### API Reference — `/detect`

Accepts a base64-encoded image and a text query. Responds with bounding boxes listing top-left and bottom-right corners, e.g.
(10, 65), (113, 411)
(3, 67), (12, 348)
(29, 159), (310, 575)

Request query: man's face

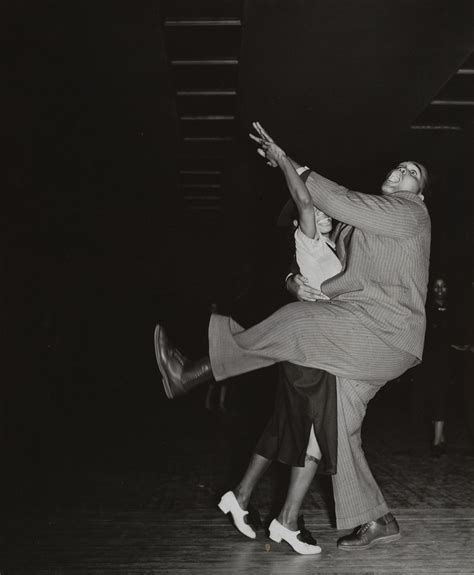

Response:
(381, 161), (426, 196)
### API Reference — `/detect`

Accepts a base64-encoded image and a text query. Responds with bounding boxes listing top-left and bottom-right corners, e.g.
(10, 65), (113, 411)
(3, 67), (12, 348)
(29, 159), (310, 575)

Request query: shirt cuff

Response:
(296, 166), (309, 176)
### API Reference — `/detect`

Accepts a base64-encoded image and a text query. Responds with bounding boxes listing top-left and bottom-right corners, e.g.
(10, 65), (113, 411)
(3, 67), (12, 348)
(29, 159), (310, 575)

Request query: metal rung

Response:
(177, 90), (236, 97)
(431, 99), (474, 106)
(171, 59), (238, 66)
(186, 202), (221, 207)
(180, 170), (221, 175)
(184, 196), (221, 201)
(183, 136), (233, 141)
(181, 115), (235, 121)
(182, 184), (221, 189)
(457, 69), (474, 75)
(411, 125), (462, 131)
(165, 18), (241, 27)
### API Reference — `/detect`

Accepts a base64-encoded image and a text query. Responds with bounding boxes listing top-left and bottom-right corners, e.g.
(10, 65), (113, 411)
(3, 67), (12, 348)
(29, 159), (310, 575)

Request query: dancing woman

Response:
(217, 124), (341, 554)
(155, 122), (430, 551)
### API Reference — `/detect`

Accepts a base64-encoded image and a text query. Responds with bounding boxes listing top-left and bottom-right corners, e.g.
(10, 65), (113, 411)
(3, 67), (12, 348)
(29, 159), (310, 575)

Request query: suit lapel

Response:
(332, 223), (353, 270)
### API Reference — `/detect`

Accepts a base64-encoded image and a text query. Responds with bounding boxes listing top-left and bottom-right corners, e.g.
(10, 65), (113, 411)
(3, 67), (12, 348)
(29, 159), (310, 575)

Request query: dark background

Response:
(4, 0), (473, 475)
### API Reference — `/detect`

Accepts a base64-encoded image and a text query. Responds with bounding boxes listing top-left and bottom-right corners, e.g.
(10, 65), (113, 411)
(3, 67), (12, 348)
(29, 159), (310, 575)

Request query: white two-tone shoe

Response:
(268, 519), (322, 555)
(218, 491), (256, 539)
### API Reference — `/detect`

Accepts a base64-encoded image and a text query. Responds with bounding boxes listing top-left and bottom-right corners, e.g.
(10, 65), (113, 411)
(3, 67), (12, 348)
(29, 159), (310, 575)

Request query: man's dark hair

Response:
(420, 166), (432, 201)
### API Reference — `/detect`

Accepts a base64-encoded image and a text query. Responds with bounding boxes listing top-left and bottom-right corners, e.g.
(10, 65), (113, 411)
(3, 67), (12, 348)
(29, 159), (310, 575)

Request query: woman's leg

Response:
(431, 419), (446, 457)
(306, 425), (322, 462)
(433, 420), (445, 445)
(428, 349), (449, 454)
(277, 454), (319, 531)
(234, 453), (272, 509)
(218, 383), (227, 412)
(204, 382), (215, 410)
(276, 427), (321, 531)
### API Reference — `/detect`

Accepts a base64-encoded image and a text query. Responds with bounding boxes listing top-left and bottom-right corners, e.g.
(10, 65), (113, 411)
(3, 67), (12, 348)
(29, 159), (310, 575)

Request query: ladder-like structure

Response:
(162, 0), (243, 215)
(412, 52), (474, 132)
(161, 1), (473, 215)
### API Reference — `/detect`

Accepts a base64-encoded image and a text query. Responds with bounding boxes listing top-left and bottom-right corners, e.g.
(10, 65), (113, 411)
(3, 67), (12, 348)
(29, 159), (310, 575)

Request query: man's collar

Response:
(382, 190), (425, 203)
(322, 235), (336, 248)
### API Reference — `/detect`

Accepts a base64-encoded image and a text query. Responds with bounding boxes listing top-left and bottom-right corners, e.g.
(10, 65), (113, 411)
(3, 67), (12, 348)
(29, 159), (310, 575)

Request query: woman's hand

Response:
(249, 121), (285, 167)
(253, 121), (274, 144)
(286, 274), (329, 302)
(451, 343), (471, 351)
(262, 141), (287, 166)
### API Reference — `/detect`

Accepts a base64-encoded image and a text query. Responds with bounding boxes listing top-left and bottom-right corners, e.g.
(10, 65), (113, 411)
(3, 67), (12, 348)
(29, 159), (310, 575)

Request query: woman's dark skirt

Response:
(254, 362), (337, 475)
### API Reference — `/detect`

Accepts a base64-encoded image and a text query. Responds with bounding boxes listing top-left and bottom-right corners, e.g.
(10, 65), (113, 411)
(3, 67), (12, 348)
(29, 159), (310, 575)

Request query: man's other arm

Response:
(298, 168), (429, 238)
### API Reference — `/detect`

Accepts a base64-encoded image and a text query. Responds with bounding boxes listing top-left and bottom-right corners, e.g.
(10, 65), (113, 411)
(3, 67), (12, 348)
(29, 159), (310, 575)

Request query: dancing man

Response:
(155, 122), (431, 551)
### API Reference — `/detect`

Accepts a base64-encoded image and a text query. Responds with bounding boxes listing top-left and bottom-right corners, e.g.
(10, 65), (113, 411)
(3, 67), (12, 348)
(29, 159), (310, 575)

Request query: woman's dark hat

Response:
(276, 198), (297, 226)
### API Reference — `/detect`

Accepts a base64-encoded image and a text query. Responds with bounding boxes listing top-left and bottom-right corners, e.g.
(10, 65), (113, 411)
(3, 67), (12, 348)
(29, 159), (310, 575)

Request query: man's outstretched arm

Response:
(250, 122), (427, 238)
(299, 168), (428, 238)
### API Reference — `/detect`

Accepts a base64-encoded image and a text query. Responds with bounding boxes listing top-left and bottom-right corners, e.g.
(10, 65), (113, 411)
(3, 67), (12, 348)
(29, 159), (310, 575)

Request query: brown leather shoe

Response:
(154, 324), (213, 399)
(337, 513), (401, 551)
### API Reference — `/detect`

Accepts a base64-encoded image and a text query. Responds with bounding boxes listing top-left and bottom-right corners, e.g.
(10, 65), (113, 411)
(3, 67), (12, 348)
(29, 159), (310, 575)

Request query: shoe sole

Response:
(154, 325), (173, 399)
(338, 532), (401, 551)
(270, 535), (322, 555)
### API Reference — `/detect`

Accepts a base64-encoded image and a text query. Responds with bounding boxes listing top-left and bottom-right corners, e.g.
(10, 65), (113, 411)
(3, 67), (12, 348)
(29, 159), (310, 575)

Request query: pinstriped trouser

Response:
(208, 306), (418, 529)
(209, 304), (416, 383)
(333, 377), (389, 529)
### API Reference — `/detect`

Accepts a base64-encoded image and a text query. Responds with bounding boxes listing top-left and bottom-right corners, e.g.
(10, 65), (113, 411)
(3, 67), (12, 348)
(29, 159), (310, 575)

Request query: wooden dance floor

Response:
(5, 368), (474, 574)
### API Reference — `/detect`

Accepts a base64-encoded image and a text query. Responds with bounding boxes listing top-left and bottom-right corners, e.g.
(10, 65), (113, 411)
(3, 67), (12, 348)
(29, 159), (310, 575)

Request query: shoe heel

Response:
(218, 498), (230, 514)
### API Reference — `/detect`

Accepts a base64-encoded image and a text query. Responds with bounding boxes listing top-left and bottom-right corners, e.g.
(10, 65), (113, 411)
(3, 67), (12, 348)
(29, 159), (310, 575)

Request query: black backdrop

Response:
(5, 1), (181, 463)
(237, 0), (472, 172)
(4, 0), (473, 466)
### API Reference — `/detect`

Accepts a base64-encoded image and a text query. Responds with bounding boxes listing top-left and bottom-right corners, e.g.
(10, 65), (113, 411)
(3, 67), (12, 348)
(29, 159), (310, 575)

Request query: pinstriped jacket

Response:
(302, 170), (431, 361)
